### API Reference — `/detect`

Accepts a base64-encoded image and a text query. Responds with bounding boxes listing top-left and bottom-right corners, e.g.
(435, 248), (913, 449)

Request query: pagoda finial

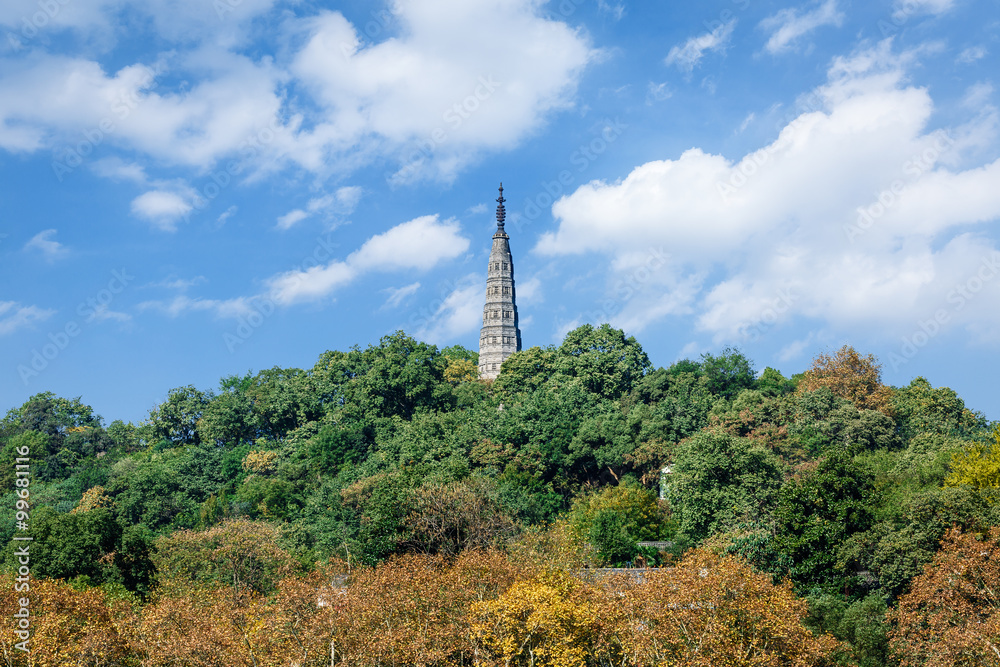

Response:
(495, 183), (506, 231)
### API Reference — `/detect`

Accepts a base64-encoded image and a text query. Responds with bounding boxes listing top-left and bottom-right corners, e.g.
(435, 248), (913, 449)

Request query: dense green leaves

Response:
(670, 429), (783, 542)
(1, 329), (995, 666)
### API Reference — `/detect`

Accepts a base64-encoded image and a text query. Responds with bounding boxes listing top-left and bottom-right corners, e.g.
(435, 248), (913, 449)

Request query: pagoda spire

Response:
(478, 183), (521, 380)
(495, 183), (506, 231)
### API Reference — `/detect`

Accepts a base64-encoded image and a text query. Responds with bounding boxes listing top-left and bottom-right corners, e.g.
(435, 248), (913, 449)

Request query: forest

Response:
(1, 323), (998, 666)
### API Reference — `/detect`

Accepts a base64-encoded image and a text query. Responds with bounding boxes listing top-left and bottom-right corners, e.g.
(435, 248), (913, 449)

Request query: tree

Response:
(567, 482), (670, 565)
(404, 478), (518, 556)
(146, 385), (212, 447)
(758, 366), (796, 397)
(893, 376), (985, 442)
(152, 519), (296, 596)
(0, 574), (133, 665)
(472, 570), (606, 667)
(944, 425), (1000, 497)
(555, 323), (652, 399)
(608, 550), (841, 666)
(890, 527), (1000, 665)
(669, 429), (783, 542)
(699, 346), (756, 400)
(798, 345), (894, 416)
(493, 346), (558, 396)
(775, 448), (878, 593)
(14, 506), (121, 586)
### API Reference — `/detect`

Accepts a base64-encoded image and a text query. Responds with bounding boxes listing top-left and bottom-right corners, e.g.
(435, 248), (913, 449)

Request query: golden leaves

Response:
(799, 345), (895, 416)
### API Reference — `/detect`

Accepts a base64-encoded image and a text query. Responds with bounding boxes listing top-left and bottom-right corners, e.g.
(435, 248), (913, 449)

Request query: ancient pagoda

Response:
(478, 184), (522, 379)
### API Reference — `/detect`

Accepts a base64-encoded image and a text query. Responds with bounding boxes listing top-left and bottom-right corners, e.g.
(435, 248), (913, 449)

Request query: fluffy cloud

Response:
(24, 229), (68, 261)
(0, 301), (55, 335)
(0, 0), (594, 187)
(268, 215), (469, 305)
(290, 0), (595, 182)
(760, 0), (844, 54)
(665, 19), (736, 74)
(537, 41), (1000, 343)
(130, 190), (193, 231)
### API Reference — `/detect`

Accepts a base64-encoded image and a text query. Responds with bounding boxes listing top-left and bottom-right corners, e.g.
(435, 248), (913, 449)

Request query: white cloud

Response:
(217, 205), (238, 225)
(268, 215), (469, 305)
(291, 1), (596, 183)
(24, 229), (68, 261)
(597, 1), (625, 21)
(0, 301), (55, 335)
(646, 82), (672, 104)
(0, 1), (595, 189)
(537, 41), (1000, 344)
(777, 334), (815, 362)
(892, 0), (954, 21)
(276, 186), (363, 230)
(958, 46), (987, 64)
(89, 304), (132, 324)
(516, 276), (542, 305)
(90, 158), (148, 183)
(383, 282), (422, 309)
(760, 0), (844, 54)
(664, 19), (736, 74)
(276, 210), (309, 230)
(130, 190), (192, 231)
(138, 295), (255, 319)
(414, 281), (482, 344)
(349, 216), (470, 272)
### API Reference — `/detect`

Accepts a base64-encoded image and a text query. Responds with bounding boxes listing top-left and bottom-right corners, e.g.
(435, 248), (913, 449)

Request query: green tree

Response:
(669, 429), (783, 542)
(775, 448), (878, 593)
(555, 323), (652, 399)
(146, 385), (212, 447)
(493, 345), (558, 397)
(700, 347), (756, 400)
(567, 481), (670, 565)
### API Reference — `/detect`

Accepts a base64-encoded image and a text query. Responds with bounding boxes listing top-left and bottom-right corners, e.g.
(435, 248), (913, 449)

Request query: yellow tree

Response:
(607, 550), (841, 666)
(471, 570), (611, 667)
(0, 575), (133, 666)
(944, 425), (1000, 499)
(798, 345), (895, 416)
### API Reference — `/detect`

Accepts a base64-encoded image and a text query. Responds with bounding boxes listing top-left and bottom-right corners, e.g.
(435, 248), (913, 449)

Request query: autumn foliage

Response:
(798, 345), (895, 416)
(1, 545), (839, 666)
(890, 527), (1000, 666)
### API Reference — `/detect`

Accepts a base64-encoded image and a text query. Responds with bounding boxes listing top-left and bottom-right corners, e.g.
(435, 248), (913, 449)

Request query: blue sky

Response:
(1, 0), (998, 424)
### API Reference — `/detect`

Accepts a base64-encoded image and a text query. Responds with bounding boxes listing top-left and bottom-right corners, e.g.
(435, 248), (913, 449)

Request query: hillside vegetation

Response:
(1, 324), (997, 666)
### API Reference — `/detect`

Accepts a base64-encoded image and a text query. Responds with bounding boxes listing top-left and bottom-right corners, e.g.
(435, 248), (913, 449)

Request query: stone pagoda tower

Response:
(478, 184), (522, 379)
